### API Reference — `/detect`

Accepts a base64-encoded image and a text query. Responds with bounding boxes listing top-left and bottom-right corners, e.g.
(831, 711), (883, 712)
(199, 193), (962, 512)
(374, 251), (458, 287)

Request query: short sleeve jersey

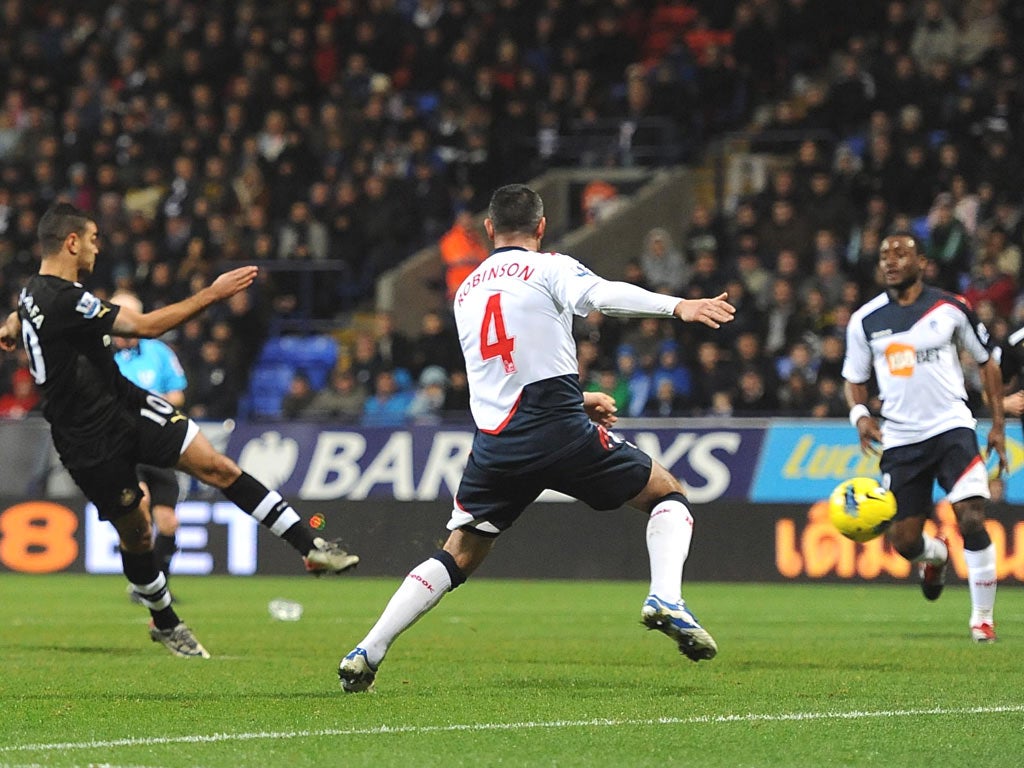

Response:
(998, 324), (1024, 388)
(453, 247), (603, 432)
(18, 275), (144, 458)
(842, 286), (992, 448)
(115, 338), (187, 396)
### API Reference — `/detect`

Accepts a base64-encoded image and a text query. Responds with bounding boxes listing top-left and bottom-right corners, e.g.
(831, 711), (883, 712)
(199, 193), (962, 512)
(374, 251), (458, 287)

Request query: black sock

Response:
(963, 528), (992, 551)
(154, 533), (178, 578)
(121, 549), (179, 630)
(431, 549), (468, 590)
(222, 472), (314, 554)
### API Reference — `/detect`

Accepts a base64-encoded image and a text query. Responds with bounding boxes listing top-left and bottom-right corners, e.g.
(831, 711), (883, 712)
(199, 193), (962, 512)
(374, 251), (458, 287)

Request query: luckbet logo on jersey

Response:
(884, 342), (941, 376)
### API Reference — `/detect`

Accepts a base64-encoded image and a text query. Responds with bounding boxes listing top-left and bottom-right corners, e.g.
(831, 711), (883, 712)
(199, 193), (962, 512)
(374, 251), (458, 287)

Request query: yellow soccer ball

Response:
(828, 477), (897, 543)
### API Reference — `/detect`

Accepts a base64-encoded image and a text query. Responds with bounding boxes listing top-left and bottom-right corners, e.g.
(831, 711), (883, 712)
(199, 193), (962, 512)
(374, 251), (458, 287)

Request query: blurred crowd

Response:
(1, 0), (1022, 423)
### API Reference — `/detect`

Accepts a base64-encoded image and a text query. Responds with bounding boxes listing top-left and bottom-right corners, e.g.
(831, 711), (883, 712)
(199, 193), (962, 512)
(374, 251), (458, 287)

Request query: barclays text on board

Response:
(225, 424), (764, 503)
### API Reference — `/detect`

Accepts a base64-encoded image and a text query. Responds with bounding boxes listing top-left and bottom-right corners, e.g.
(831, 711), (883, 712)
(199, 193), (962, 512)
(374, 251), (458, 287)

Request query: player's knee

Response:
(191, 453), (242, 489)
(646, 462), (684, 497)
(440, 528), (494, 579)
(954, 499), (988, 538)
(958, 515), (987, 538)
(154, 507), (179, 535)
(117, 516), (153, 552)
(886, 521), (923, 559)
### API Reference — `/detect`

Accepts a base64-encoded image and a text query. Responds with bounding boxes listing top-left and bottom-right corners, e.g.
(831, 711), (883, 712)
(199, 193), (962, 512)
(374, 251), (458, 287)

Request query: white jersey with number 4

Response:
(454, 246), (602, 432)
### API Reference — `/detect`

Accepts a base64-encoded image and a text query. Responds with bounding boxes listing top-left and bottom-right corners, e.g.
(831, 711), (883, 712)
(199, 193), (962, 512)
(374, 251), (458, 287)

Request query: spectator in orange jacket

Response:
(439, 209), (489, 302)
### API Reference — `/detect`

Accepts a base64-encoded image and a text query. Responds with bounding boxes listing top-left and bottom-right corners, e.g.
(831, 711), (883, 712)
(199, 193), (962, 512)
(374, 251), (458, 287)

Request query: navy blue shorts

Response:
(450, 424), (653, 535)
(880, 427), (988, 520)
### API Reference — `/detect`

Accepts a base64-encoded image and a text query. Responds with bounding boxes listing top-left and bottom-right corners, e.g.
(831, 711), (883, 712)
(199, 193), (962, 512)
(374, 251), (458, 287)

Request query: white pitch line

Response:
(3, 705), (1023, 754)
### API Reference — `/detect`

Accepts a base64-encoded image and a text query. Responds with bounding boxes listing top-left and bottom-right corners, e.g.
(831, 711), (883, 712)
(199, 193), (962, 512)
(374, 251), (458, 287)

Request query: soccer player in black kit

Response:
(0, 203), (358, 658)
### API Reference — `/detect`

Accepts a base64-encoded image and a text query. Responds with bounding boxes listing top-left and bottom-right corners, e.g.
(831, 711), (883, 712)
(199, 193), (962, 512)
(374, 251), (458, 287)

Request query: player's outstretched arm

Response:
(672, 293), (736, 328)
(587, 281), (734, 326)
(112, 266), (258, 338)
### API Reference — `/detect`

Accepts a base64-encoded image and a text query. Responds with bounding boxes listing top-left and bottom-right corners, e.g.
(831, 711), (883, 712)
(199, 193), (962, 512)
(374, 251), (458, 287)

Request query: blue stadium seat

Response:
(249, 363), (295, 395)
(300, 335), (339, 367)
(258, 335), (338, 369)
(249, 392), (284, 418)
(301, 365), (331, 391)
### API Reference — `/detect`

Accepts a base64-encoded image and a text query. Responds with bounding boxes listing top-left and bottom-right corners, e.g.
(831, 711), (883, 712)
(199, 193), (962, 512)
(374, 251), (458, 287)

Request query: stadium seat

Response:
(249, 363), (295, 395)
(258, 335), (338, 369)
(249, 392), (284, 418)
(302, 365), (331, 391)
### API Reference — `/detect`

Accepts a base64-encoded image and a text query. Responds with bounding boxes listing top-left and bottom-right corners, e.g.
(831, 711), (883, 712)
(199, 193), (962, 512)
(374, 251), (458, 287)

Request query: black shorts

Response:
(138, 464), (181, 509)
(452, 424), (653, 535)
(880, 427), (986, 520)
(65, 394), (191, 521)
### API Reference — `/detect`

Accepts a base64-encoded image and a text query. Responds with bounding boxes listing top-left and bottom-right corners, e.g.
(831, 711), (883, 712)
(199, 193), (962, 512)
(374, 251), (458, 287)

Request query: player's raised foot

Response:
(304, 537), (360, 576)
(971, 622), (997, 643)
(918, 535), (948, 601)
(339, 647), (377, 693)
(641, 594), (717, 662)
(149, 621), (210, 658)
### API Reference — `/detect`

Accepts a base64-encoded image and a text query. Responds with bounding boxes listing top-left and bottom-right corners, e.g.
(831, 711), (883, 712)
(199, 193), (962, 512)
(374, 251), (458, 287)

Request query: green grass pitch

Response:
(1, 574), (1021, 767)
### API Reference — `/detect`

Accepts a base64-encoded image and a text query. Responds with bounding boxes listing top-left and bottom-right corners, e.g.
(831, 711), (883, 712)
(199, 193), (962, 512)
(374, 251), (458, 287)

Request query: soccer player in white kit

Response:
(843, 233), (1007, 642)
(339, 184), (736, 691)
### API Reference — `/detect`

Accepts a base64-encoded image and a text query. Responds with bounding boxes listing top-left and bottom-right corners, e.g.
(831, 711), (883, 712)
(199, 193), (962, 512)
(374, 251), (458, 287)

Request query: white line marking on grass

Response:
(3, 705), (1022, 754)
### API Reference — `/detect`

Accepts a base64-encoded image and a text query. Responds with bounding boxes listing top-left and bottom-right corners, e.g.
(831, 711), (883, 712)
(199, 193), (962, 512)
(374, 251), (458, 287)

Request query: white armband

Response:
(587, 280), (680, 318)
(849, 403), (870, 428)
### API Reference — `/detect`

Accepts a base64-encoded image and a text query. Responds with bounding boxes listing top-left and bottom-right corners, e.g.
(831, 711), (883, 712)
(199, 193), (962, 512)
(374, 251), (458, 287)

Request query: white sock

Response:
(358, 558), (452, 667)
(914, 534), (948, 565)
(646, 499), (693, 604)
(963, 544), (997, 626)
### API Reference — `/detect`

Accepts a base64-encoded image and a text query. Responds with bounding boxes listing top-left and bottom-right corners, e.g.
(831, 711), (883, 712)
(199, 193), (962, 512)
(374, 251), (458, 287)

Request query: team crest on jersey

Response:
(75, 292), (104, 319)
(596, 424), (623, 450)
